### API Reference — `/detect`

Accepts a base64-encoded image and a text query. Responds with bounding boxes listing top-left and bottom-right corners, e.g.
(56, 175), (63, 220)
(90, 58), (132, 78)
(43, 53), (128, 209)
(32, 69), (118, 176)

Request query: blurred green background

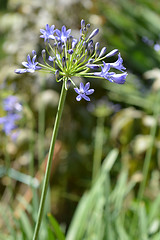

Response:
(1, 0), (160, 239)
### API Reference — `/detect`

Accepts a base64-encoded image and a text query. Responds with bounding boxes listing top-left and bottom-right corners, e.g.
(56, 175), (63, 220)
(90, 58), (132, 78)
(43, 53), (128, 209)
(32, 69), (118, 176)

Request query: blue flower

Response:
(74, 82), (94, 101)
(55, 25), (71, 43)
(0, 113), (21, 136)
(0, 96), (23, 139)
(109, 53), (126, 72)
(15, 54), (41, 74)
(94, 62), (127, 84)
(3, 96), (22, 112)
(40, 24), (56, 42)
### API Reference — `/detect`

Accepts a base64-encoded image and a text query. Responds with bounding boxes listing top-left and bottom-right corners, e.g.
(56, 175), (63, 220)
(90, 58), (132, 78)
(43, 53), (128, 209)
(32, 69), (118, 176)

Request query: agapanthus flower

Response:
(109, 53), (126, 72)
(15, 19), (128, 102)
(74, 82), (94, 101)
(0, 114), (21, 135)
(55, 25), (71, 43)
(94, 62), (127, 84)
(0, 96), (22, 139)
(3, 96), (22, 112)
(15, 54), (41, 74)
(40, 24), (56, 42)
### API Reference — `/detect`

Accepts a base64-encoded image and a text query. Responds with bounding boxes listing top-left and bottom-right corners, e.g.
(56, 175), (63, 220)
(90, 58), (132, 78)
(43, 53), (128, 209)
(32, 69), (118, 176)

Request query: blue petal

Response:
(15, 69), (28, 74)
(46, 24), (50, 31)
(27, 55), (32, 64)
(62, 25), (66, 32)
(32, 55), (37, 64)
(55, 29), (61, 37)
(86, 89), (94, 95)
(50, 25), (55, 32)
(80, 82), (84, 92)
(84, 82), (90, 91)
(82, 94), (90, 101)
(76, 95), (82, 101)
(40, 29), (46, 34)
(22, 62), (29, 68)
(74, 88), (80, 94)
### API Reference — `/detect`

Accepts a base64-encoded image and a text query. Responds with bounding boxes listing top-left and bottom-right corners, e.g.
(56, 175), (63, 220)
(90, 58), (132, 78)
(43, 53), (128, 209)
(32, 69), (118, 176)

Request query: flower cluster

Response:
(15, 20), (127, 101)
(0, 96), (22, 139)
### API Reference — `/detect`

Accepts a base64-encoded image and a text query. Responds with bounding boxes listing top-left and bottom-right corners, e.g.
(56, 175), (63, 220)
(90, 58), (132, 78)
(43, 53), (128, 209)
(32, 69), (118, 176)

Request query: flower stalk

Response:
(33, 78), (67, 240)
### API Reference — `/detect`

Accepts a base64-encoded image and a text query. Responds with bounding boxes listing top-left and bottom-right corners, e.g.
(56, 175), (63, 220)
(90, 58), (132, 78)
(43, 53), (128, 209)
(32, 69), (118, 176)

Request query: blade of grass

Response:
(47, 213), (65, 240)
(138, 203), (148, 240)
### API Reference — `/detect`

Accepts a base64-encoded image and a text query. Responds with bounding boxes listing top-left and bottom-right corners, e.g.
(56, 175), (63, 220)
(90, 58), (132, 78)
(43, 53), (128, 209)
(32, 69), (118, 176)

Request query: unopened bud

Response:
(32, 50), (36, 56)
(90, 45), (94, 55)
(96, 49), (100, 57)
(95, 42), (100, 51)
(83, 27), (87, 33)
(68, 49), (74, 54)
(99, 47), (107, 58)
(88, 28), (99, 40)
(42, 49), (46, 60)
(81, 19), (85, 28)
(72, 39), (78, 49)
(62, 56), (66, 68)
(86, 23), (90, 29)
(105, 49), (118, 58)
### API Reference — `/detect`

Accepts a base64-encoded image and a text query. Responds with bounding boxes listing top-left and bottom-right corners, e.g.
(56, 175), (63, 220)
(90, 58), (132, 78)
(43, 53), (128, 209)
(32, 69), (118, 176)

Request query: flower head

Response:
(40, 24), (56, 42)
(15, 20), (128, 102)
(94, 62), (127, 84)
(74, 82), (94, 101)
(15, 54), (41, 74)
(55, 25), (71, 43)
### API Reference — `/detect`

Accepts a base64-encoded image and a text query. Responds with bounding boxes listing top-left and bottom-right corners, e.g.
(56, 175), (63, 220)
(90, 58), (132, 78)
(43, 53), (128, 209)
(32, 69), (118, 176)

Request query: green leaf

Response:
(47, 213), (65, 240)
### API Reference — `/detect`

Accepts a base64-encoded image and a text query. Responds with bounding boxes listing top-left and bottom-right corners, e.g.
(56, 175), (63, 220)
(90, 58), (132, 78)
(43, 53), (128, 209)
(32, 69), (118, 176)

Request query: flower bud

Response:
(105, 49), (118, 58)
(86, 23), (90, 29)
(81, 19), (85, 28)
(88, 28), (99, 40)
(48, 56), (56, 62)
(96, 49), (100, 57)
(88, 59), (94, 63)
(72, 38), (78, 49)
(90, 45), (94, 55)
(86, 64), (99, 70)
(83, 27), (87, 33)
(42, 49), (46, 60)
(32, 50), (36, 56)
(68, 49), (74, 54)
(95, 42), (99, 51)
(83, 41), (87, 48)
(99, 47), (107, 58)
(62, 56), (66, 68)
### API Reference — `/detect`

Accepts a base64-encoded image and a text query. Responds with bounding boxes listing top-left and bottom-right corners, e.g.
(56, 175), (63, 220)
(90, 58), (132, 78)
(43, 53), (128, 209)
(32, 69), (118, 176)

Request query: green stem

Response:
(32, 79), (67, 240)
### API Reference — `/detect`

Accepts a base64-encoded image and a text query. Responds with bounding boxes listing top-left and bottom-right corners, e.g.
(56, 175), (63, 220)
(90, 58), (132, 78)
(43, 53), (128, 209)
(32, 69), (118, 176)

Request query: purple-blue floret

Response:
(40, 24), (56, 42)
(15, 54), (41, 74)
(74, 82), (94, 101)
(55, 25), (71, 43)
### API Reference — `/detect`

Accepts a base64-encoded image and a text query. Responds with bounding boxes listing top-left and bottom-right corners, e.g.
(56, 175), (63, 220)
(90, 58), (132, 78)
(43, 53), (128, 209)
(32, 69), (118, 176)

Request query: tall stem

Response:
(33, 79), (67, 240)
